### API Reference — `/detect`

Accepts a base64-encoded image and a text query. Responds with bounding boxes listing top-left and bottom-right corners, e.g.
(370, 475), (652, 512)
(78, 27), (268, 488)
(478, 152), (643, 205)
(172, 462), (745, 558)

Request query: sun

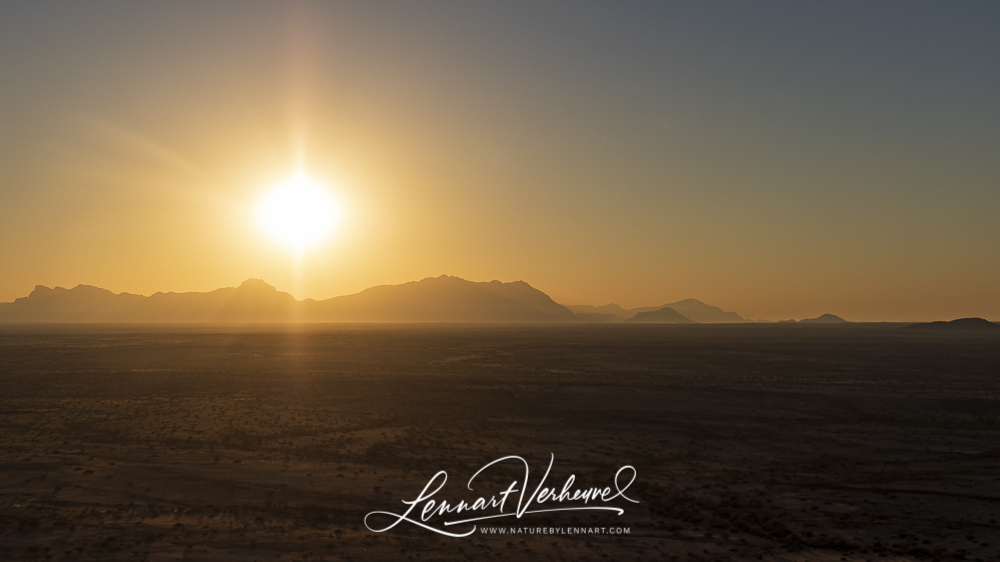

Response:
(256, 173), (339, 254)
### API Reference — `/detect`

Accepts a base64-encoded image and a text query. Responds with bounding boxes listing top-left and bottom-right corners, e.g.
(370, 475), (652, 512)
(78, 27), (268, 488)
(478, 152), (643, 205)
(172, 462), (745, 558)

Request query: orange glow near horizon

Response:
(2, 4), (1000, 322)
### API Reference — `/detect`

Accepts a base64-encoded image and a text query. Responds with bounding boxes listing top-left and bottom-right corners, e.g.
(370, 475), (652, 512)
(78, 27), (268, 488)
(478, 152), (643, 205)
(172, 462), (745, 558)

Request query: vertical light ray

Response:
(285, 2), (319, 177)
(283, 2), (320, 304)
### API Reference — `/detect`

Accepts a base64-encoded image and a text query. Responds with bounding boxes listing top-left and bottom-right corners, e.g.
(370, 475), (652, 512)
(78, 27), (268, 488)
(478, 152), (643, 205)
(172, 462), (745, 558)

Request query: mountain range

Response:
(777, 314), (849, 324)
(0, 276), (758, 324)
(903, 318), (1000, 331)
(566, 298), (748, 323)
(623, 307), (696, 324)
(0, 276), (584, 323)
(1, 277), (991, 326)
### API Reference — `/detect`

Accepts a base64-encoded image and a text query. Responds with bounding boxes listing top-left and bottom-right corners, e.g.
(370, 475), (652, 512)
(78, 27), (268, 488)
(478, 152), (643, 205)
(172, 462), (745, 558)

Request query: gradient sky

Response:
(1, 1), (998, 321)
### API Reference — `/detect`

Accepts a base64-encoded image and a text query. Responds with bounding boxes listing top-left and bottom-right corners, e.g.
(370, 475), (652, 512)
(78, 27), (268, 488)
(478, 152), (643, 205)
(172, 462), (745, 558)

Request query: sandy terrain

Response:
(1, 324), (998, 561)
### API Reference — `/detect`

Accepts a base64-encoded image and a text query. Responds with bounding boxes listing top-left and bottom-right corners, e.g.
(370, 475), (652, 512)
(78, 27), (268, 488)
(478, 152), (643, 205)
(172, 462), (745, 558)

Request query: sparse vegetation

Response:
(0, 324), (998, 560)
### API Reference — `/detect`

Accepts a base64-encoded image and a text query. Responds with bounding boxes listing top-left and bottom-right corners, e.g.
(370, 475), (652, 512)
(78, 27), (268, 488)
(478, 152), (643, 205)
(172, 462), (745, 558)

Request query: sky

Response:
(1, 1), (998, 322)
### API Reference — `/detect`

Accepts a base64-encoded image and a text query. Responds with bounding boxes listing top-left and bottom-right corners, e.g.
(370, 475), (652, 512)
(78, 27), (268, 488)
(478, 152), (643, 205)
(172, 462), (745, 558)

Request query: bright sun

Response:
(256, 174), (339, 254)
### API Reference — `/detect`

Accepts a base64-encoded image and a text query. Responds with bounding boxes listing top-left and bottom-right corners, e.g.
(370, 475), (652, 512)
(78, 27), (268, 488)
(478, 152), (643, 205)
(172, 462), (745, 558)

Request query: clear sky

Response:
(1, 1), (998, 321)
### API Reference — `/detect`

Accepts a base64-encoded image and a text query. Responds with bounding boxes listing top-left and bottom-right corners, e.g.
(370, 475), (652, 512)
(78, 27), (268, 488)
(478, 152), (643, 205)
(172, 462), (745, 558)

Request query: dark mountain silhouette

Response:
(0, 276), (577, 323)
(568, 298), (746, 323)
(305, 275), (577, 323)
(657, 299), (746, 323)
(118, 279), (300, 322)
(0, 284), (144, 322)
(0, 279), (298, 323)
(800, 313), (848, 323)
(904, 318), (1000, 332)
(623, 307), (695, 324)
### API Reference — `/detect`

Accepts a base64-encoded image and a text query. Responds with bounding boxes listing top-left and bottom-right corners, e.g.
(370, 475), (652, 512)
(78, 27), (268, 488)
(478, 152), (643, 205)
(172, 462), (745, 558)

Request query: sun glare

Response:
(256, 174), (339, 254)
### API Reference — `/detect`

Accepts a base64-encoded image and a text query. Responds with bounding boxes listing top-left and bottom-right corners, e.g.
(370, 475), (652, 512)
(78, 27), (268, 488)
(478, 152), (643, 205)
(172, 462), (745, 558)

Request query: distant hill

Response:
(903, 318), (1000, 332)
(800, 314), (848, 323)
(0, 279), (301, 323)
(657, 299), (746, 323)
(125, 279), (300, 322)
(567, 298), (746, 323)
(623, 307), (695, 324)
(0, 284), (144, 322)
(0, 276), (578, 323)
(305, 275), (577, 323)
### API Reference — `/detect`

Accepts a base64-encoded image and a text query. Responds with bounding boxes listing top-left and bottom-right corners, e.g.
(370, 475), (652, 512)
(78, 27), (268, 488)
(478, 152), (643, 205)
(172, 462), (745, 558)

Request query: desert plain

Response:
(1, 324), (999, 561)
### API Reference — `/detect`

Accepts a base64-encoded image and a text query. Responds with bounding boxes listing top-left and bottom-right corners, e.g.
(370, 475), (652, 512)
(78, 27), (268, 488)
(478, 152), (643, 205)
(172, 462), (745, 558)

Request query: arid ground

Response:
(1, 324), (999, 561)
